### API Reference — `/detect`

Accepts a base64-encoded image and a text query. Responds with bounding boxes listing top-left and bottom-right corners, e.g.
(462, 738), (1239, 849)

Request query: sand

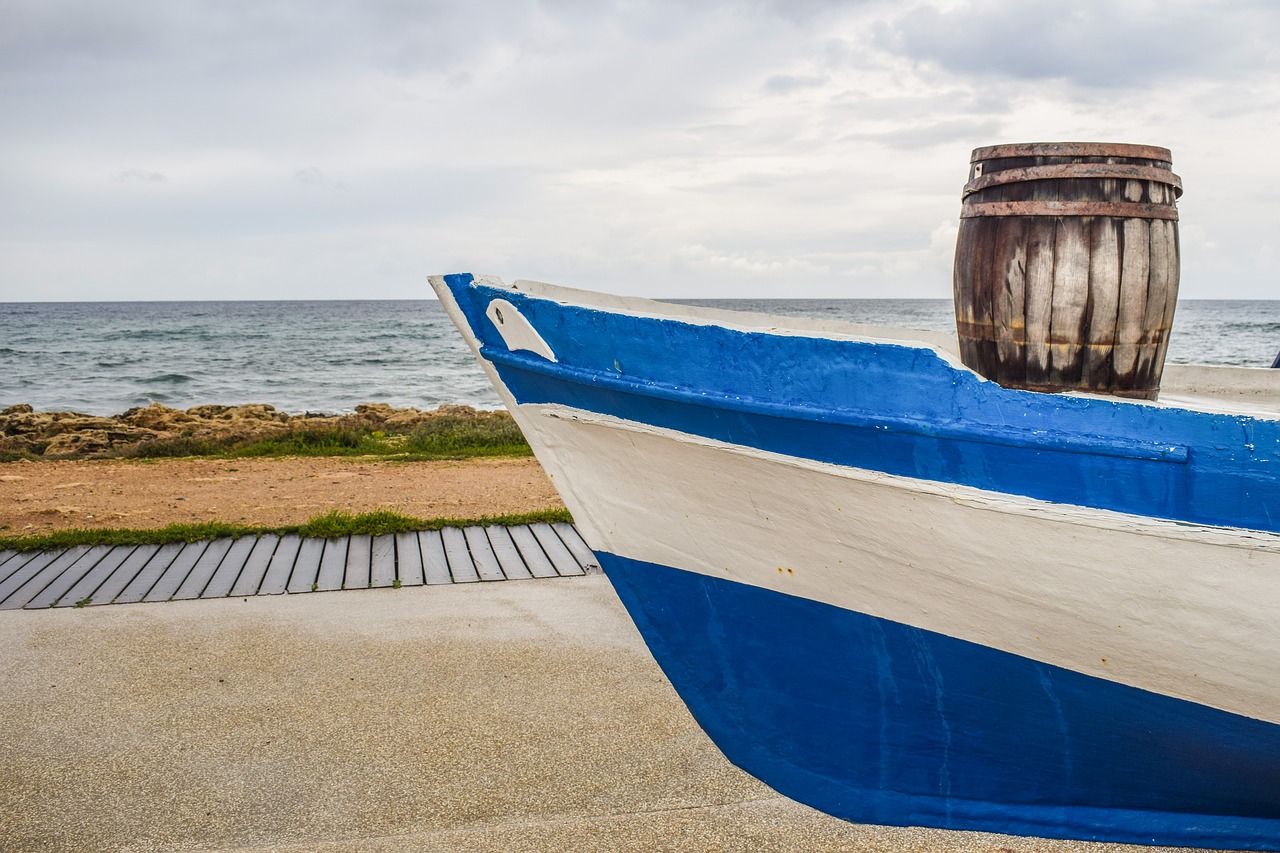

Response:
(0, 455), (563, 533)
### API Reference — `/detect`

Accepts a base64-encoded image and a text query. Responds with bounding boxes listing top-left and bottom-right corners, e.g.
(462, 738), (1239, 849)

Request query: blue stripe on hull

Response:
(602, 553), (1280, 850)
(442, 274), (1280, 536)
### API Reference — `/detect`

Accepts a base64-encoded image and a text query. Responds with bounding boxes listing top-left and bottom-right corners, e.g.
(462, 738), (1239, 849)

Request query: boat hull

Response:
(431, 273), (1280, 849)
(607, 554), (1280, 848)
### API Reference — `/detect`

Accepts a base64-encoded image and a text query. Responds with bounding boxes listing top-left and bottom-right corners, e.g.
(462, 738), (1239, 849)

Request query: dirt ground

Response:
(0, 456), (564, 533)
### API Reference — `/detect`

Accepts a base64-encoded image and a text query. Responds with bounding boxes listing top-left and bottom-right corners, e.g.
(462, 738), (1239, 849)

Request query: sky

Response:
(2, 0), (1279, 302)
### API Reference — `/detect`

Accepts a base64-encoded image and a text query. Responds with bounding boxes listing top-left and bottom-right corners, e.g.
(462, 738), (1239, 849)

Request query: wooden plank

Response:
(260, 534), (303, 595)
(122, 541), (202, 604)
(369, 534), (396, 588)
(1048, 216), (1089, 387)
(315, 537), (348, 592)
(508, 525), (558, 579)
(464, 526), (505, 582)
(394, 532), (424, 586)
(91, 544), (166, 606)
(991, 216), (1027, 384)
(418, 530), (451, 585)
(0, 551), (39, 588)
(553, 523), (600, 572)
(1084, 217), (1122, 389)
(2, 545), (93, 609)
(0, 549), (67, 608)
(202, 536), (259, 599)
(286, 536), (325, 593)
(57, 546), (138, 607)
(486, 525), (533, 580)
(172, 539), (234, 601)
(24, 545), (114, 609)
(1023, 217), (1057, 382)
(1115, 217), (1152, 385)
(531, 523), (584, 576)
(0, 549), (22, 578)
(230, 535), (281, 597)
(344, 534), (372, 590)
(139, 541), (208, 602)
(441, 526), (480, 583)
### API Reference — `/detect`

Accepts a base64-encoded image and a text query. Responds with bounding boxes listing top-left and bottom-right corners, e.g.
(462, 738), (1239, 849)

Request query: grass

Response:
(107, 415), (533, 462)
(0, 508), (574, 553)
(0, 412), (534, 462)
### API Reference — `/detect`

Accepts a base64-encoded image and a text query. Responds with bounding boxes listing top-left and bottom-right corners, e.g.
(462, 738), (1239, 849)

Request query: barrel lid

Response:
(971, 142), (1173, 163)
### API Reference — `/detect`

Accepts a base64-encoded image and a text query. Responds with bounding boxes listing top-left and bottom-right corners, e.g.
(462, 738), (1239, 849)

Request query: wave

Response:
(141, 373), (195, 384)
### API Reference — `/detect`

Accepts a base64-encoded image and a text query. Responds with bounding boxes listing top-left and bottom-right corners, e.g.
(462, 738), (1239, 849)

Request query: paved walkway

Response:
(0, 523), (596, 611)
(0, 573), (1141, 853)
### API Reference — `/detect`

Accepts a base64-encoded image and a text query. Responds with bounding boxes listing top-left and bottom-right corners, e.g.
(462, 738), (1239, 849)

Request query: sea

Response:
(2, 299), (1279, 416)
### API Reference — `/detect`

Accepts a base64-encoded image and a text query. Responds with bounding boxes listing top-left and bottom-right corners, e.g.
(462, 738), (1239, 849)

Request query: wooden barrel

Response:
(952, 142), (1182, 400)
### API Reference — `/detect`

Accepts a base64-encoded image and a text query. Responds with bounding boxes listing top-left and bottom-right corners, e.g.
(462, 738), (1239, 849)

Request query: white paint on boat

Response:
(517, 403), (1280, 727)
(484, 298), (557, 362)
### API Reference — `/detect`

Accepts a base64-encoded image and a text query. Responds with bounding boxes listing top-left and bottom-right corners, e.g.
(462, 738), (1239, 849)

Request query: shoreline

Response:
(0, 401), (516, 459)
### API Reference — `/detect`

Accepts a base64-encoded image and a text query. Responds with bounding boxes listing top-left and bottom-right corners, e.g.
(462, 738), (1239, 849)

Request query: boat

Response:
(430, 271), (1280, 849)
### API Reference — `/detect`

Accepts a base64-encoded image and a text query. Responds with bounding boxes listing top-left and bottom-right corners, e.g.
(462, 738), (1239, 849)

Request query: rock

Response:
(0, 402), (512, 458)
(117, 403), (201, 430)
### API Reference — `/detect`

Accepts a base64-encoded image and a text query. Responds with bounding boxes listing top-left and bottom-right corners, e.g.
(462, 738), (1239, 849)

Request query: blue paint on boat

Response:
(604, 552), (1280, 850)
(444, 273), (1280, 536)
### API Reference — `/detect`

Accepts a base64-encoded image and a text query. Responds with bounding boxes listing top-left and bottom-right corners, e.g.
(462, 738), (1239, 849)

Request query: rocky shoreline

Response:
(0, 402), (509, 458)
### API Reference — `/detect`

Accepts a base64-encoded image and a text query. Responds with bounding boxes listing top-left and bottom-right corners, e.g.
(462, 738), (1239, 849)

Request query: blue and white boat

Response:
(431, 272), (1280, 850)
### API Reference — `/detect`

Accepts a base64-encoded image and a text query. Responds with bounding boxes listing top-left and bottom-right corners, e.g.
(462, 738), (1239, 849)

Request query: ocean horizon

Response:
(3, 298), (1279, 416)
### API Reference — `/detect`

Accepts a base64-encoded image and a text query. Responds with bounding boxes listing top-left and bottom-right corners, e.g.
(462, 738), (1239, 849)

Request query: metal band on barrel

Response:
(959, 200), (1180, 221)
(970, 142), (1172, 162)
(963, 164), (1183, 198)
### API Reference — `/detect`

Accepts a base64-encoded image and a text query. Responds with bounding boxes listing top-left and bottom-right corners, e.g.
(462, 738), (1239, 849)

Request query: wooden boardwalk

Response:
(0, 523), (599, 611)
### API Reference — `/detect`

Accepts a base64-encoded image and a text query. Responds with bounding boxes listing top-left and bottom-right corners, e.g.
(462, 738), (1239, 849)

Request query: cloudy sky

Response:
(2, 0), (1278, 301)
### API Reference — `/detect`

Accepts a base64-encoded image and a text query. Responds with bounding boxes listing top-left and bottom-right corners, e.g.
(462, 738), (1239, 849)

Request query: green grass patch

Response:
(100, 415), (534, 461)
(0, 508), (574, 552)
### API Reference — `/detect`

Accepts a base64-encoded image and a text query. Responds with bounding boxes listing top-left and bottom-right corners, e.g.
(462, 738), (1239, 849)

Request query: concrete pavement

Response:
(0, 574), (1203, 852)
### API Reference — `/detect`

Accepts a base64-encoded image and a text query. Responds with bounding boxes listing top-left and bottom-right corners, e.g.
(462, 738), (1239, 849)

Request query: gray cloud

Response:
(117, 168), (167, 183)
(1, 0), (1278, 300)
(876, 0), (1277, 88)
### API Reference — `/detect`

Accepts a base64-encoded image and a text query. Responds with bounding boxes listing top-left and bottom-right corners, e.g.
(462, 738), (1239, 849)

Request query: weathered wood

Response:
(315, 537), (348, 592)
(509, 525), (559, 579)
(463, 526), (505, 582)
(199, 536), (257, 599)
(344, 534), (372, 590)
(93, 543), (167, 605)
(441, 526), (480, 583)
(136, 541), (208, 603)
(286, 536), (324, 593)
(531, 523), (584, 576)
(171, 539), (234, 601)
(259, 534), (301, 595)
(0, 550), (22, 579)
(1048, 217), (1090, 387)
(486, 525), (533, 580)
(1023, 217), (1056, 383)
(230, 535), (281, 597)
(553, 522), (600, 572)
(2, 545), (92, 609)
(0, 550), (66, 608)
(418, 530), (451, 585)
(1083, 218), (1122, 388)
(24, 545), (113, 609)
(369, 534), (396, 588)
(954, 142), (1181, 399)
(393, 532), (424, 586)
(58, 546), (138, 607)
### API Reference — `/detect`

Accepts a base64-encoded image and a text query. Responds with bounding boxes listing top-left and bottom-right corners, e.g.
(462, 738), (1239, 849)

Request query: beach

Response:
(0, 456), (562, 533)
